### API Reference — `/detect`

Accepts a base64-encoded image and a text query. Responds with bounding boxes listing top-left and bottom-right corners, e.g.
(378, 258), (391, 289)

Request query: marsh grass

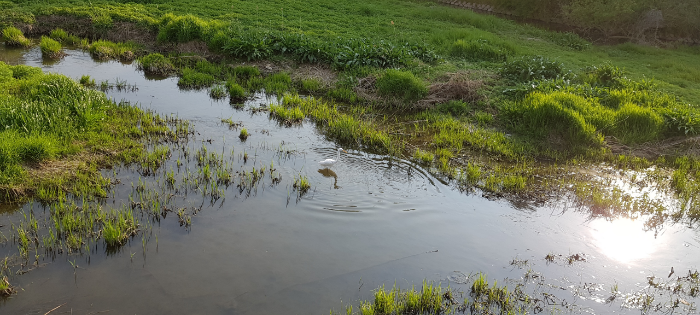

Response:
(137, 53), (176, 75)
(178, 67), (216, 88)
(1, 26), (30, 47)
(293, 174), (311, 194)
(226, 80), (246, 101)
(269, 104), (304, 123)
(413, 149), (434, 165)
(79, 74), (96, 87)
(376, 69), (428, 103)
(209, 84), (227, 99)
(88, 40), (137, 61)
(238, 128), (249, 141)
(40, 36), (64, 59)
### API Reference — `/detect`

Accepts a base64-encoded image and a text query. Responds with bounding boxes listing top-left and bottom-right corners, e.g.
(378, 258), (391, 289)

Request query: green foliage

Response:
(503, 92), (603, 148)
(157, 13), (219, 43)
(239, 128), (249, 140)
(79, 74), (95, 87)
(297, 78), (323, 94)
(326, 88), (358, 104)
(232, 65), (260, 79)
(49, 28), (68, 42)
(436, 100), (470, 116)
(178, 67), (216, 88)
(583, 64), (626, 88)
(263, 72), (293, 95)
(225, 80), (246, 100)
(40, 36), (64, 59)
(2, 26), (31, 47)
(612, 103), (664, 144)
(137, 53), (175, 75)
(88, 40), (137, 61)
(413, 149), (434, 165)
(0, 62), (163, 186)
(269, 104), (304, 122)
(449, 39), (508, 62)
(8, 65), (41, 79)
(376, 69), (428, 102)
(209, 84), (226, 99)
(500, 56), (568, 82)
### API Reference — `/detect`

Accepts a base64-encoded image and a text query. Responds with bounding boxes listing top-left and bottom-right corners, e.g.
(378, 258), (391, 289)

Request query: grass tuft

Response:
(2, 26), (31, 47)
(376, 69), (428, 103)
(137, 53), (175, 75)
(40, 36), (64, 59)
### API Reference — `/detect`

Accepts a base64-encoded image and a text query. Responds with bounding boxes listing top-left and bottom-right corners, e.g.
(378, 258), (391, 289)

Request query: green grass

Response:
(269, 104), (304, 122)
(0, 61), (187, 202)
(413, 149), (434, 165)
(376, 69), (428, 103)
(225, 80), (246, 101)
(137, 53), (175, 75)
(209, 84), (227, 99)
(238, 128), (249, 140)
(2, 26), (30, 47)
(88, 40), (137, 61)
(40, 36), (64, 59)
(178, 67), (216, 88)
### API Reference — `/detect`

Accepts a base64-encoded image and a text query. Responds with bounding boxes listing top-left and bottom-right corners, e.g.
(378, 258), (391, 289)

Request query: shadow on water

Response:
(0, 46), (698, 314)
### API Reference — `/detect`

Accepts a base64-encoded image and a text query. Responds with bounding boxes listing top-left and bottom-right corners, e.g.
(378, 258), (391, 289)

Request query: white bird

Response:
(318, 148), (347, 167)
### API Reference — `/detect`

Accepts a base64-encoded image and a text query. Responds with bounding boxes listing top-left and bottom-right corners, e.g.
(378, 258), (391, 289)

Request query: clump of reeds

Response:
(226, 80), (246, 101)
(239, 128), (249, 140)
(2, 26), (31, 47)
(137, 53), (176, 75)
(40, 36), (65, 59)
(376, 69), (428, 103)
(209, 84), (227, 99)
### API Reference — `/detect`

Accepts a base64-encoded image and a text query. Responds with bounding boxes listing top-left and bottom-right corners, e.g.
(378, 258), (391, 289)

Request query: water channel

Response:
(0, 46), (698, 314)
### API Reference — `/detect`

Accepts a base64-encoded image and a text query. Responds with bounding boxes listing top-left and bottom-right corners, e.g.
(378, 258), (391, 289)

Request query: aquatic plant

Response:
(413, 149), (434, 165)
(225, 80), (246, 101)
(88, 40), (137, 61)
(269, 104), (304, 123)
(239, 128), (249, 140)
(79, 74), (96, 87)
(209, 84), (227, 99)
(293, 174), (311, 193)
(137, 53), (175, 75)
(178, 67), (216, 88)
(2, 26), (31, 47)
(40, 36), (64, 59)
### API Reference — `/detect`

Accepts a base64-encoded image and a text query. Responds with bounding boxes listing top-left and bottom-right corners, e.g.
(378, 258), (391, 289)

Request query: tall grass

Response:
(2, 26), (31, 47)
(40, 36), (64, 59)
(376, 69), (428, 103)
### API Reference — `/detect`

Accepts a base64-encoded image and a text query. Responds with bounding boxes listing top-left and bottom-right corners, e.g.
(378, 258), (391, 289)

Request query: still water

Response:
(0, 47), (698, 314)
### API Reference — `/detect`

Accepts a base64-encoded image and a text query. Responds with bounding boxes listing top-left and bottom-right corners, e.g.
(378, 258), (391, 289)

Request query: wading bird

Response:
(318, 148), (347, 167)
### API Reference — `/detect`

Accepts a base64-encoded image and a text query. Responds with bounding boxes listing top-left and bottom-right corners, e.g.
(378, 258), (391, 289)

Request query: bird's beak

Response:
(343, 150), (348, 153)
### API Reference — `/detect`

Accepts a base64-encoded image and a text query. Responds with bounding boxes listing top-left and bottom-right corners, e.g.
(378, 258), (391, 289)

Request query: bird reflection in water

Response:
(318, 168), (339, 189)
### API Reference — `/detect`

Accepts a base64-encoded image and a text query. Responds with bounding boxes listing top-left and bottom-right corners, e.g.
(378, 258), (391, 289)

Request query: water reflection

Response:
(318, 168), (339, 189)
(590, 218), (658, 263)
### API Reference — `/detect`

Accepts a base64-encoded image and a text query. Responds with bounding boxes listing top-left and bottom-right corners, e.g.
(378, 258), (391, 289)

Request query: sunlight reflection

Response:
(590, 218), (657, 263)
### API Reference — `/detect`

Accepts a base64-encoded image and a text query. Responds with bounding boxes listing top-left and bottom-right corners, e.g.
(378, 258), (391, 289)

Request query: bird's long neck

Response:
(337, 150), (341, 161)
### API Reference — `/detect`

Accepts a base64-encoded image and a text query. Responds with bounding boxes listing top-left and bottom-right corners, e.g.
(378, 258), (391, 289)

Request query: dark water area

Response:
(0, 46), (698, 314)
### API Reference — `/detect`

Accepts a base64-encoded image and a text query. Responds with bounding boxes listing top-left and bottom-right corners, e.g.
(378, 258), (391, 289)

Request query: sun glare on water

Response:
(590, 218), (659, 264)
